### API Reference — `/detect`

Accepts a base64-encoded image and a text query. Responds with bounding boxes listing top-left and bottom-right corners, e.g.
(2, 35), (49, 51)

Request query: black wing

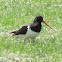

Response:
(11, 26), (28, 35)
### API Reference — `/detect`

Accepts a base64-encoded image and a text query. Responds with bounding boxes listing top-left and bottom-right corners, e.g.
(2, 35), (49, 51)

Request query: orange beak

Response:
(42, 20), (52, 29)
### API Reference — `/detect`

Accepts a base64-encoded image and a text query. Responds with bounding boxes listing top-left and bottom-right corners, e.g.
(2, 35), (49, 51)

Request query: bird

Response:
(11, 16), (52, 39)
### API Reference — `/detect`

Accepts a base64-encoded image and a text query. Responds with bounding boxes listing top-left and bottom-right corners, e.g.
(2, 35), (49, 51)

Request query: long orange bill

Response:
(42, 20), (52, 29)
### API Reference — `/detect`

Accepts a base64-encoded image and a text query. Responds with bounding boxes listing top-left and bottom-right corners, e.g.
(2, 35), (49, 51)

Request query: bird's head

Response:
(34, 16), (52, 29)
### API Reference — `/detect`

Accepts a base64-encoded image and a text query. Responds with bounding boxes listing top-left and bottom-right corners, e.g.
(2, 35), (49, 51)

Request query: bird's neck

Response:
(30, 22), (41, 33)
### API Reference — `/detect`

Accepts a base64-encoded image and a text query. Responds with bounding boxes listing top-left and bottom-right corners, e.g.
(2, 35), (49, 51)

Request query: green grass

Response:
(0, 0), (62, 62)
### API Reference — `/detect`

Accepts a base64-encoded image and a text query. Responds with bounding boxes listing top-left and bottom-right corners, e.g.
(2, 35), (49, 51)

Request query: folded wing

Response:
(11, 26), (28, 35)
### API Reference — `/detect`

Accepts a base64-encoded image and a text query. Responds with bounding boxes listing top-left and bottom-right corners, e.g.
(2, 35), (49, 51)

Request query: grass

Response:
(0, 0), (62, 62)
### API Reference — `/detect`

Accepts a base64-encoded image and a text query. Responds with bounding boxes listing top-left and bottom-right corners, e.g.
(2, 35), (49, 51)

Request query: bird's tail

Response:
(10, 31), (16, 36)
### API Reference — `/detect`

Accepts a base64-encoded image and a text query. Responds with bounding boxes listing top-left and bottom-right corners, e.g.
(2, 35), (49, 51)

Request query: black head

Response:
(33, 16), (52, 29)
(34, 16), (43, 23)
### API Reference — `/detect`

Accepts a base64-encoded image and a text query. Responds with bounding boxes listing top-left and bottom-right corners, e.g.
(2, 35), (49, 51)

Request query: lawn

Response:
(0, 0), (62, 62)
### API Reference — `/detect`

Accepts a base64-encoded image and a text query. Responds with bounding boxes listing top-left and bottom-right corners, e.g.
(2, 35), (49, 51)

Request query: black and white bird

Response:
(11, 16), (52, 39)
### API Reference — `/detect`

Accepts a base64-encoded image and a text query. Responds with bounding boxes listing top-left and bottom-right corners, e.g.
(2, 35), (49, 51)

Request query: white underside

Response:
(18, 26), (39, 39)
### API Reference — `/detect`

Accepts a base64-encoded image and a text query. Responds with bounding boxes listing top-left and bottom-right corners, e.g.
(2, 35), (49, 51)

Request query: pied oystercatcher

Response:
(11, 16), (52, 39)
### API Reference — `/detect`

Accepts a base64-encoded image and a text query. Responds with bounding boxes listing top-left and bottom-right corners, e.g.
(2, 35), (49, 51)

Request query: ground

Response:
(0, 0), (62, 62)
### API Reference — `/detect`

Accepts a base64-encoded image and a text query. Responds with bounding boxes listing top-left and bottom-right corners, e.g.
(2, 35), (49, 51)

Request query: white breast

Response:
(24, 26), (39, 39)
